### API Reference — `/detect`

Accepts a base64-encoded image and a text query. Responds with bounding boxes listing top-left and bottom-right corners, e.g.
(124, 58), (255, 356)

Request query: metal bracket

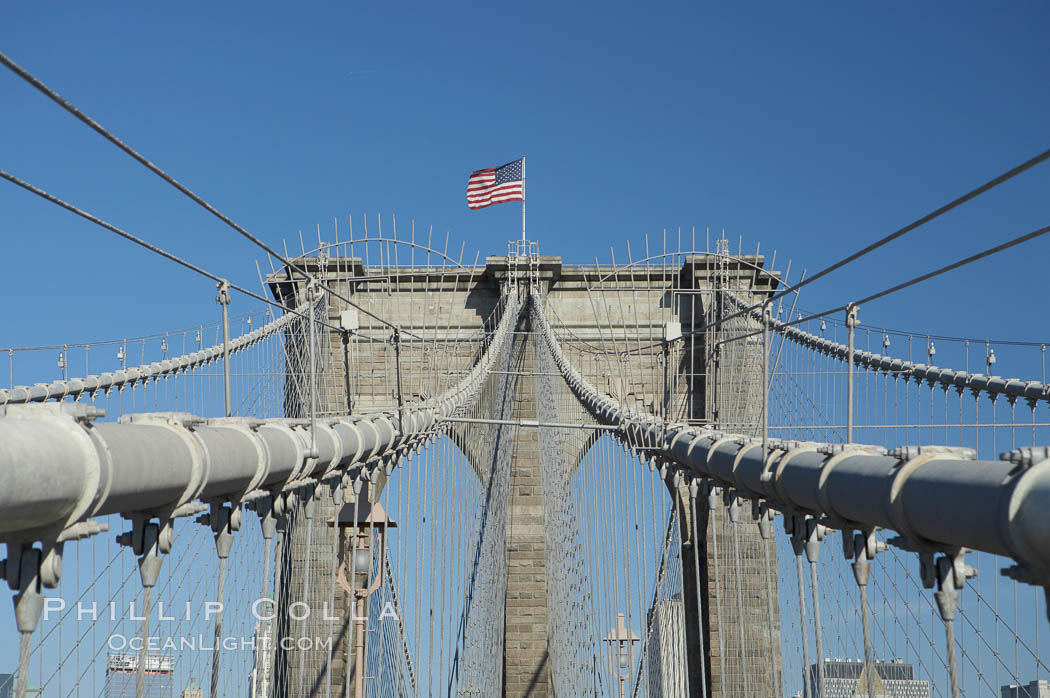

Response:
(1, 545), (44, 634)
(804, 518), (827, 563)
(247, 494), (279, 541)
(846, 529), (887, 586)
(196, 501), (237, 560)
(932, 548), (976, 621)
(116, 515), (171, 588)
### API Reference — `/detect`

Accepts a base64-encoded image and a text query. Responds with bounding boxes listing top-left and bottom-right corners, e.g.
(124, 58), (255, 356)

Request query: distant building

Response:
(104, 654), (174, 698)
(181, 677), (204, 698)
(646, 596), (688, 698)
(249, 616), (275, 697)
(808, 658), (930, 698)
(1002, 680), (1050, 698)
(0, 673), (38, 697)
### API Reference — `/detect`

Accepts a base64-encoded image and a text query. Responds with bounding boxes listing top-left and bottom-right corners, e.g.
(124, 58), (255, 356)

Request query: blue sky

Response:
(1, 3), (1047, 351)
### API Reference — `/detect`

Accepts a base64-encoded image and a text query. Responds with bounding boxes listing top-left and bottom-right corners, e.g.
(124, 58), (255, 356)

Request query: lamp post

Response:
(330, 496), (397, 698)
(603, 613), (640, 698)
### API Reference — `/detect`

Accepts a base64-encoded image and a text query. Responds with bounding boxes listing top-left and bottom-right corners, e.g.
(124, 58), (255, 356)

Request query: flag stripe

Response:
(467, 183), (522, 200)
(468, 189), (523, 207)
(467, 190), (523, 204)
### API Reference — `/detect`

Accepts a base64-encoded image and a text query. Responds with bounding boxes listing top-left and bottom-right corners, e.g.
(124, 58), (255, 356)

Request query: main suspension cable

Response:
(0, 49), (415, 337)
(0, 168), (340, 332)
(715, 146), (1050, 328)
(716, 222), (1050, 348)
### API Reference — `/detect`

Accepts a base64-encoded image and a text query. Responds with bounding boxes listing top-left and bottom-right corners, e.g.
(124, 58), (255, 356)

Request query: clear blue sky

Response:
(2, 1), (1048, 355)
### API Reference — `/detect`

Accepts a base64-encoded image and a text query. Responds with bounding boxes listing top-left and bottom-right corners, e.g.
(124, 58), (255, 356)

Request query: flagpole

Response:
(521, 156), (526, 245)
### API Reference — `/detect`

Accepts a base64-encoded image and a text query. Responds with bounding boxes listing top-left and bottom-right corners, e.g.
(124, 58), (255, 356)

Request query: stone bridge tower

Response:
(269, 250), (781, 697)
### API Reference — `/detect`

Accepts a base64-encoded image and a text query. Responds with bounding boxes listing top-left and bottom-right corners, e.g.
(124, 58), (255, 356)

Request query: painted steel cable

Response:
(0, 49), (413, 338)
(0, 168), (337, 331)
(716, 223), (1050, 364)
(714, 147), (1050, 328)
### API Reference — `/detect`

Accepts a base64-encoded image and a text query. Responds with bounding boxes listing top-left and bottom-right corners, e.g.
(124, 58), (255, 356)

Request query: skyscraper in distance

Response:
(104, 654), (174, 698)
(1001, 680), (1050, 698)
(181, 677), (204, 698)
(808, 658), (930, 698)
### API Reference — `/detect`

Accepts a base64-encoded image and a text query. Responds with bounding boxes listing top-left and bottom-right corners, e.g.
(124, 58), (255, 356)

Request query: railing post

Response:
(308, 281), (319, 457)
(662, 340), (670, 422)
(846, 303), (860, 443)
(712, 345), (720, 427)
(217, 280), (232, 417)
(393, 328), (404, 414)
(762, 301), (771, 458)
(342, 330), (353, 414)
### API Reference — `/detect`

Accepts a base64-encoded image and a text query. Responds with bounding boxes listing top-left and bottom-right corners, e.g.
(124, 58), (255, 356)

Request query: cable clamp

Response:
(1000, 446), (1050, 469)
(888, 445), (976, 461)
(818, 442), (886, 456)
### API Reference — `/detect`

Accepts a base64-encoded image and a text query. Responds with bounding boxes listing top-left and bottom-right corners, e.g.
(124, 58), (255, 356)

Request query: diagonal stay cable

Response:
(712, 146), (1050, 328)
(0, 49), (418, 338)
(716, 222), (1050, 348)
(0, 168), (340, 332)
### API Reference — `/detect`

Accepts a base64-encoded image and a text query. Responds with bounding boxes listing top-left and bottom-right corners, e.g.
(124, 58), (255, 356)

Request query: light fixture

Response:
(603, 613), (639, 698)
(330, 494), (398, 698)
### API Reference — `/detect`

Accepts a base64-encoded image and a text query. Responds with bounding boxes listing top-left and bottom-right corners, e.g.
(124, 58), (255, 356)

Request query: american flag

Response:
(466, 158), (524, 210)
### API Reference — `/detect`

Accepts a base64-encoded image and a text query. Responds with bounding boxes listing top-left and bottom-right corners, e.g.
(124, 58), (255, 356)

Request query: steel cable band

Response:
(528, 287), (1050, 584)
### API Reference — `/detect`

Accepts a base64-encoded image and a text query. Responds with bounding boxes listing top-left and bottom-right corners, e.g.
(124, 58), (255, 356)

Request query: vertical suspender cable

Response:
(219, 280), (232, 417)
